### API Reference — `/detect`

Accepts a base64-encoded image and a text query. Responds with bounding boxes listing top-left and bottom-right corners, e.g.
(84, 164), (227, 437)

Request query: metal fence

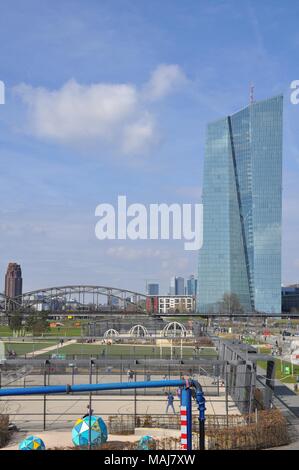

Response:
(0, 356), (268, 433)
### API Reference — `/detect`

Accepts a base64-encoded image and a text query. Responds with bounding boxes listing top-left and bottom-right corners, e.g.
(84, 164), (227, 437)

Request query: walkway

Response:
(26, 339), (77, 358)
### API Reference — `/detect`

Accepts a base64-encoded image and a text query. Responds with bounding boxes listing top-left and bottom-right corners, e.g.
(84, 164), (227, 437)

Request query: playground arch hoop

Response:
(162, 321), (187, 337)
(129, 324), (148, 337)
(103, 329), (119, 338)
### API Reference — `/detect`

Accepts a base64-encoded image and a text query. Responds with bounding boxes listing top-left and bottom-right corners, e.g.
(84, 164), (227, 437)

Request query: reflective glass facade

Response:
(198, 95), (283, 314)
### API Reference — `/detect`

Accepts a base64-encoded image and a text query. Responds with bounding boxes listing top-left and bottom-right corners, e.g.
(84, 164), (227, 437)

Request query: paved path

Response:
(2, 392), (239, 432)
(26, 340), (77, 358)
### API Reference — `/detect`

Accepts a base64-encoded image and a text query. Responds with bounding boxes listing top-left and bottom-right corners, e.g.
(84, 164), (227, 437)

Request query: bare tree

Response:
(219, 293), (244, 315)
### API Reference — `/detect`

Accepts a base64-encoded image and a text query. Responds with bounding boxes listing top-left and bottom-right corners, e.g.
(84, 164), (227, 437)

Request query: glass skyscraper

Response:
(169, 276), (185, 295)
(187, 275), (198, 297)
(198, 95), (283, 314)
(147, 283), (159, 296)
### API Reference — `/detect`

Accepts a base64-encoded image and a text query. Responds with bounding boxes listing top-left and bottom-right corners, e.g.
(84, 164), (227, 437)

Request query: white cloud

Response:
(122, 113), (158, 154)
(15, 80), (138, 141)
(14, 64), (187, 156)
(143, 64), (187, 101)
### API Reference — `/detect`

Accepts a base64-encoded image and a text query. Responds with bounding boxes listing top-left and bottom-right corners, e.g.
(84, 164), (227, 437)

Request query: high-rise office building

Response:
(147, 283), (159, 296)
(169, 277), (176, 295)
(169, 276), (185, 295)
(198, 95), (283, 314)
(175, 277), (185, 295)
(186, 275), (198, 297)
(5, 262), (23, 298)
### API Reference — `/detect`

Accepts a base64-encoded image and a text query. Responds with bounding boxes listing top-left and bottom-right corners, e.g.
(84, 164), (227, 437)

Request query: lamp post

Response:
(88, 359), (94, 450)
(43, 360), (50, 431)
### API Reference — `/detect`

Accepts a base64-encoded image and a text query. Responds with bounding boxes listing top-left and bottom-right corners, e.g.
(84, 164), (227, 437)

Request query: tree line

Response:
(8, 310), (50, 336)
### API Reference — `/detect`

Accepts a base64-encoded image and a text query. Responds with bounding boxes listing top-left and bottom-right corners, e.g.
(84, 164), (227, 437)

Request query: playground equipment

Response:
(19, 435), (45, 450)
(0, 379), (206, 450)
(137, 435), (156, 450)
(129, 324), (148, 337)
(72, 416), (108, 447)
(162, 322), (187, 337)
(103, 329), (119, 338)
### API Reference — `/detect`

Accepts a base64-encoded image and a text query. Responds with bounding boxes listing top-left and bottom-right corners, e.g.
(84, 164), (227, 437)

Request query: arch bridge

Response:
(2, 285), (147, 313)
(0, 293), (20, 312)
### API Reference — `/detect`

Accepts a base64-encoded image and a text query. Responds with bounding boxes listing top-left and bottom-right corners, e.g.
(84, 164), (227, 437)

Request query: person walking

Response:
(127, 369), (134, 382)
(166, 392), (175, 414)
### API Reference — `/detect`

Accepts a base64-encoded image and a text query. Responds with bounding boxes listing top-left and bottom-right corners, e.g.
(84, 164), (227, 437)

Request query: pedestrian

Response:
(127, 369), (134, 382)
(166, 392), (175, 414)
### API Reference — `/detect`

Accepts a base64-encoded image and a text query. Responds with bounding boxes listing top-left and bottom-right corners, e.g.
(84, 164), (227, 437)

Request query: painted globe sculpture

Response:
(19, 435), (45, 451)
(72, 416), (108, 448)
(137, 435), (156, 450)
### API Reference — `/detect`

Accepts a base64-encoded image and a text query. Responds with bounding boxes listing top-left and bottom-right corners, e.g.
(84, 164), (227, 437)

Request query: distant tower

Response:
(147, 283), (159, 296)
(5, 263), (22, 298)
(250, 83), (255, 104)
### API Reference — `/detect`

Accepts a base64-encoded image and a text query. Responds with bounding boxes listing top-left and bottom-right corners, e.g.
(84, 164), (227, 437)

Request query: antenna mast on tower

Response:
(250, 83), (255, 104)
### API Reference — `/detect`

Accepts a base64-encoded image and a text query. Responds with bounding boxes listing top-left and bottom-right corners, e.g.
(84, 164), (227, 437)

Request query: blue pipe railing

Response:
(0, 379), (187, 396)
(0, 378), (206, 450)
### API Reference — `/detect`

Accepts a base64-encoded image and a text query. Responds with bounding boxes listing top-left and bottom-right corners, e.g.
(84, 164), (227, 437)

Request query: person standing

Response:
(166, 392), (175, 414)
(127, 369), (134, 382)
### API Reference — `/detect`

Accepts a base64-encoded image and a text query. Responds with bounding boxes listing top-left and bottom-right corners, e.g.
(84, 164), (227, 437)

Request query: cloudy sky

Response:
(0, 0), (298, 294)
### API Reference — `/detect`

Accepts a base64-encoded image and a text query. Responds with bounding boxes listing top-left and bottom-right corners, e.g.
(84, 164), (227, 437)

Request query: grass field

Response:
(4, 341), (57, 355)
(47, 327), (82, 336)
(258, 358), (299, 383)
(38, 343), (218, 359)
(0, 325), (82, 338)
(0, 326), (14, 337)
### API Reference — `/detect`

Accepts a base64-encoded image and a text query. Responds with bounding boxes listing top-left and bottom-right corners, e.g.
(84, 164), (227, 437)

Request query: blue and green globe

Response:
(19, 435), (45, 451)
(137, 435), (156, 450)
(72, 416), (108, 448)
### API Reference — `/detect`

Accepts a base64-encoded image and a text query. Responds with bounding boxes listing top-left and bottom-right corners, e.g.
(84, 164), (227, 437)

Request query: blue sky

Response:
(0, 0), (298, 294)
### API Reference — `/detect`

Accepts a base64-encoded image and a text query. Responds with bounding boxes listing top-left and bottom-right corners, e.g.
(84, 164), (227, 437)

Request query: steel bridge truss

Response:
(0, 293), (20, 312)
(2, 285), (147, 313)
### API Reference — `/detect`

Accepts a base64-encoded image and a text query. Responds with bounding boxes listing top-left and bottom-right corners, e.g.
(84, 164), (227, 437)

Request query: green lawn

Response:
(0, 326), (82, 338)
(4, 341), (57, 356)
(0, 326), (13, 337)
(39, 343), (217, 359)
(258, 358), (299, 383)
(47, 327), (82, 337)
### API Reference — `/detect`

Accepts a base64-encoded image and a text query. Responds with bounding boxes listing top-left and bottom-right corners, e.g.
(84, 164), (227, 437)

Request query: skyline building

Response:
(4, 262), (23, 298)
(147, 283), (159, 296)
(175, 277), (185, 295)
(169, 276), (176, 295)
(198, 95), (283, 314)
(186, 275), (198, 297)
(169, 276), (185, 295)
